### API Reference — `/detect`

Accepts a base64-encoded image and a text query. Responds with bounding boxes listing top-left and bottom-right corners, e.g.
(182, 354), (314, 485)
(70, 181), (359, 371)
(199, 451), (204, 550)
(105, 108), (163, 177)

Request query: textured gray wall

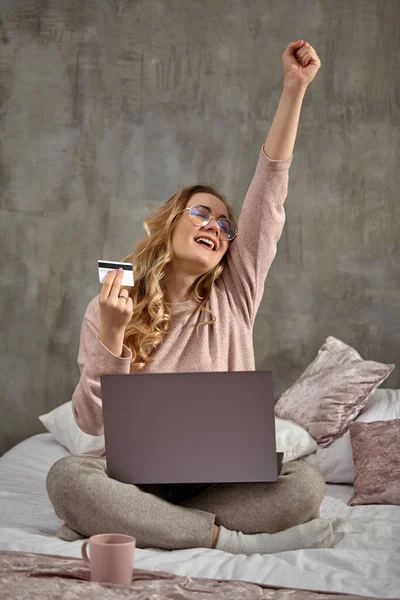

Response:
(1, 0), (399, 455)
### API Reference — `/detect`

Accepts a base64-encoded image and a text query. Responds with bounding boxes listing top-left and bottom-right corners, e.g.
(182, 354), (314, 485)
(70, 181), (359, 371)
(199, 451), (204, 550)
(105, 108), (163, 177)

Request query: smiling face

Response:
(170, 192), (231, 277)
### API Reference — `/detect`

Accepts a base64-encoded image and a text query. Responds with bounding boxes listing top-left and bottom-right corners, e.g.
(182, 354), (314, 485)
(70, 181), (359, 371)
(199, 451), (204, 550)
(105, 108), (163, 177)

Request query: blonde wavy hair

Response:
(119, 184), (238, 370)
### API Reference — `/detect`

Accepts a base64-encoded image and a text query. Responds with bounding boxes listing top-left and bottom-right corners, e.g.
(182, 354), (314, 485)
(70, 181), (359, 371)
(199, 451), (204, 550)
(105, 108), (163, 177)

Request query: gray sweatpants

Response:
(46, 455), (326, 551)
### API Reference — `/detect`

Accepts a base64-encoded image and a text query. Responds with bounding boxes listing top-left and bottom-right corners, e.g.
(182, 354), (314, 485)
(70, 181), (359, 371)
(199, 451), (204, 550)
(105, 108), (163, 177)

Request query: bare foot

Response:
(211, 524), (220, 548)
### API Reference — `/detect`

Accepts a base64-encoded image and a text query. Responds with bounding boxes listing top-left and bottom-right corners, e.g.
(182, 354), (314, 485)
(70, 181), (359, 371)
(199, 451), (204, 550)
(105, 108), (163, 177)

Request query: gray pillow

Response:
(275, 336), (394, 448)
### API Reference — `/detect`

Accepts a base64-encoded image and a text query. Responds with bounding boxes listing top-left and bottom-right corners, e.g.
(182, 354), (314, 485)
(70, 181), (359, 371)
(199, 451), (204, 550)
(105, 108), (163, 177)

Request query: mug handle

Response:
(81, 540), (90, 567)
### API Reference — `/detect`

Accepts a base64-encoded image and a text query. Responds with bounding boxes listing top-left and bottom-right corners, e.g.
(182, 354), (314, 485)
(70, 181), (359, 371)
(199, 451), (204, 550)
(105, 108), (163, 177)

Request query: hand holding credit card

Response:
(98, 260), (134, 287)
(98, 262), (135, 336)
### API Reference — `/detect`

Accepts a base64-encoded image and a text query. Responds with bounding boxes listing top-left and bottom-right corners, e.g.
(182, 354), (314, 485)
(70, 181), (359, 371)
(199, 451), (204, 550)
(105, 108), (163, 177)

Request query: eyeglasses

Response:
(182, 205), (238, 241)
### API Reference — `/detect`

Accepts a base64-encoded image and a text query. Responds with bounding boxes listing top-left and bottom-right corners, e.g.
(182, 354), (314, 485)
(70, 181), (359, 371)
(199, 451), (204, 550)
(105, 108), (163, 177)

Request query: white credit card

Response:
(98, 260), (134, 287)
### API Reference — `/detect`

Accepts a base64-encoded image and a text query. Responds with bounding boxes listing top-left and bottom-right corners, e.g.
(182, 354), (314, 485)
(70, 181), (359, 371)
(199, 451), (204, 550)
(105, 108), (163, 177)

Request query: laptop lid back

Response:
(101, 370), (278, 485)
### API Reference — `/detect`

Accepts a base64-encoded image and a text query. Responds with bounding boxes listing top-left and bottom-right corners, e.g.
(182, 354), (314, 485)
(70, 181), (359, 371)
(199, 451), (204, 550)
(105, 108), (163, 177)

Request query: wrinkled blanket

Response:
(0, 550), (391, 599)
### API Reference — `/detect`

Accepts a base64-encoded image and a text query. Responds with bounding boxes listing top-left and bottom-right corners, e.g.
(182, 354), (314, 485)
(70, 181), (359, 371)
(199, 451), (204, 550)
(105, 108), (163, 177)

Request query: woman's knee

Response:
(46, 455), (106, 508)
(46, 456), (75, 504)
(301, 460), (326, 500)
(285, 459), (326, 519)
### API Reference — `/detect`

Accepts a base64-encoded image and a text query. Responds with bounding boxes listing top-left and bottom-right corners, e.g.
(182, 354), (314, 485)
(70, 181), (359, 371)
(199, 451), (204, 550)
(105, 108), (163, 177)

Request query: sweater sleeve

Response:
(72, 315), (132, 436)
(218, 144), (293, 327)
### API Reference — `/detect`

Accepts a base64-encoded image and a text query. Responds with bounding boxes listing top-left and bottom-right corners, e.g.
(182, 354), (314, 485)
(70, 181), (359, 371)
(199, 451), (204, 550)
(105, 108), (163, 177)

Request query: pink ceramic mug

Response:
(81, 533), (135, 585)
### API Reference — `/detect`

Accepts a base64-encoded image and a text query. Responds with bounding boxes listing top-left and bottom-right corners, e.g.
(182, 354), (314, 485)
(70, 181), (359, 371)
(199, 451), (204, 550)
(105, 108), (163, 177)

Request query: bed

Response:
(0, 432), (399, 598)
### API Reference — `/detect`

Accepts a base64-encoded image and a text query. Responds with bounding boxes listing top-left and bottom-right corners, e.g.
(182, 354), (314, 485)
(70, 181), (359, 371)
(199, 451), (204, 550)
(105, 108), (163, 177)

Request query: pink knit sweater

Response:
(72, 144), (293, 438)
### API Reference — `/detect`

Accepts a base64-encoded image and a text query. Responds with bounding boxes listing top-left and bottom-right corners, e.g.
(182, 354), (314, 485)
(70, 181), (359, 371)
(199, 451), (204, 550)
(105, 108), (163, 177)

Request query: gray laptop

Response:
(101, 371), (283, 491)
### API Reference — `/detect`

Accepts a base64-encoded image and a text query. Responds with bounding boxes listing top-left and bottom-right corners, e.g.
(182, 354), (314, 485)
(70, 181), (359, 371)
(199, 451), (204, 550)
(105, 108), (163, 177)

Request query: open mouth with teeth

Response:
(195, 237), (216, 251)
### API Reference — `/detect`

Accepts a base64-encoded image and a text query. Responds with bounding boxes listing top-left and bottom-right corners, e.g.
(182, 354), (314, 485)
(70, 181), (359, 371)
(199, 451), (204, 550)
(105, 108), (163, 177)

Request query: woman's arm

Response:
(72, 313), (132, 436)
(264, 83), (306, 161)
(218, 41), (321, 326)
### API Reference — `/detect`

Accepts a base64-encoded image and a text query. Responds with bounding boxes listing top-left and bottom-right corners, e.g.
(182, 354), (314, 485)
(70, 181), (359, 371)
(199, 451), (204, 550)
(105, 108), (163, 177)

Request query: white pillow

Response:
(39, 401), (105, 456)
(40, 401), (316, 462)
(304, 388), (400, 483)
(275, 417), (317, 462)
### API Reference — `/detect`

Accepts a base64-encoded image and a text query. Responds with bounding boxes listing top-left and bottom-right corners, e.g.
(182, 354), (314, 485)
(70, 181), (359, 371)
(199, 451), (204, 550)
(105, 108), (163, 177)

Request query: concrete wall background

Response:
(1, 0), (399, 455)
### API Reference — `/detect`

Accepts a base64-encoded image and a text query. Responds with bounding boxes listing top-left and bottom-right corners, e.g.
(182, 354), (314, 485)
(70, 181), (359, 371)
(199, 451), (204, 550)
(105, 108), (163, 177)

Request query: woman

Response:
(47, 40), (332, 555)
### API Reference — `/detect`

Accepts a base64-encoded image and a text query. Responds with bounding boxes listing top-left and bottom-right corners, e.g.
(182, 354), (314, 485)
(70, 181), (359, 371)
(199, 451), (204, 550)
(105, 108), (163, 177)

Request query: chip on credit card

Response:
(98, 260), (134, 287)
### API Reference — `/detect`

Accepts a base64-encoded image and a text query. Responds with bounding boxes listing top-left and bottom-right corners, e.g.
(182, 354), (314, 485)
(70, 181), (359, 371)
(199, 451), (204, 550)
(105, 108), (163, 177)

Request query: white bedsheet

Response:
(0, 433), (399, 598)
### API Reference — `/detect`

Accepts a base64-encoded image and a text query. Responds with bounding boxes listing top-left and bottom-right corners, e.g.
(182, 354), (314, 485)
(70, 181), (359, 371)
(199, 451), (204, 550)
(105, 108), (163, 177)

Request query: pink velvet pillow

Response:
(275, 336), (395, 448)
(349, 420), (400, 506)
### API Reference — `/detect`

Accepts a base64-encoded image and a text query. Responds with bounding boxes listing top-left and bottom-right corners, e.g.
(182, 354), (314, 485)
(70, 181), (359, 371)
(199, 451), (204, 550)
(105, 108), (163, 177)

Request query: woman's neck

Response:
(164, 266), (197, 304)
